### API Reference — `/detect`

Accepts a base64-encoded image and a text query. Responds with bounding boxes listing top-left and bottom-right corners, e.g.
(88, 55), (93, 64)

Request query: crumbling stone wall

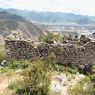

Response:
(55, 42), (95, 67)
(37, 43), (54, 57)
(5, 40), (95, 68)
(5, 40), (36, 60)
(5, 40), (54, 60)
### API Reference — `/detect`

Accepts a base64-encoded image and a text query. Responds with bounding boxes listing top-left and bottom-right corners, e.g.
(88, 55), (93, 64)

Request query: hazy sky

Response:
(0, 0), (95, 16)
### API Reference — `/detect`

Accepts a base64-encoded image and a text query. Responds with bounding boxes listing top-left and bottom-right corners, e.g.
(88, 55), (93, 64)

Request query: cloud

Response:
(0, 0), (95, 16)
(0, 0), (11, 8)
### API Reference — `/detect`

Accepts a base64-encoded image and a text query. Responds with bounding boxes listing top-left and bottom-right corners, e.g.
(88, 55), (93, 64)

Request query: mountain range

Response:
(0, 8), (95, 44)
(1, 8), (95, 25)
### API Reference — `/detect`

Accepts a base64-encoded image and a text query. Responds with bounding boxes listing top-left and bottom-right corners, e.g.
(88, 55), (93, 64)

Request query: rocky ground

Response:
(0, 68), (85, 95)
(50, 72), (85, 95)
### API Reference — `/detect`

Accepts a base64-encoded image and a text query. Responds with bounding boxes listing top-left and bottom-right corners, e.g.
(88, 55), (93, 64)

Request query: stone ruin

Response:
(5, 40), (95, 73)
(55, 42), (95, 65)
(5, 40), (54, 60)
(5, 40), (36, 60)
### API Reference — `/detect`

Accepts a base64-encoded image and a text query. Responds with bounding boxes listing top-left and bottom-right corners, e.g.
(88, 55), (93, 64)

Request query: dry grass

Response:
(0, 70), (23, 95)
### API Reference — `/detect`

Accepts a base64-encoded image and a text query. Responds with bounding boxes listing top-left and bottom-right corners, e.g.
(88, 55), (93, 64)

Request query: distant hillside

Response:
(0, 11), (45, 42)
(1, 8), (95, 24)
(0, 11), (26, 22)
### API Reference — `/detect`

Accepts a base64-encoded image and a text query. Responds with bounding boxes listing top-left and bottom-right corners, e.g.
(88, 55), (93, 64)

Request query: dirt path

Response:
(0, 70), (22, 95)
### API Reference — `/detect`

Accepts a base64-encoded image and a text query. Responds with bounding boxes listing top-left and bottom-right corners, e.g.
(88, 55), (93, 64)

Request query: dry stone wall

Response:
(5, 40), (95, 67)
(5, 40), (36, 60)
(5, 40), (54, 60)
(55, 42), (95, 68)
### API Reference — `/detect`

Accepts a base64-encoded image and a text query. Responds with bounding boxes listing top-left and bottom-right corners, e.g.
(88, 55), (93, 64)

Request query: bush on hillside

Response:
(39, 32), (60, 44)
(0, 46), (5, 60)
(68, 76), (95, 95)
(16, 58), (51, 95)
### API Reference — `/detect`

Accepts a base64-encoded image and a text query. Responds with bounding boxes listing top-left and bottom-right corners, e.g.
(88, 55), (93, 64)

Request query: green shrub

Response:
(67, 65), (78, 74)
(44, 52), (57, 69)
(0, 67), (13, 74)
(92, 65), (95, 74)
(17, 58), (51, 95)
(0, 45), (5, 60)
(0, 60), (31, 74)
(8, 82), (22, 90)
(68, 76), (95, 95)
(8, 82), (28, 95)
(39, 32), (60, 43)
(16, 88), (29, 95)
(8, 60), (31, 69)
